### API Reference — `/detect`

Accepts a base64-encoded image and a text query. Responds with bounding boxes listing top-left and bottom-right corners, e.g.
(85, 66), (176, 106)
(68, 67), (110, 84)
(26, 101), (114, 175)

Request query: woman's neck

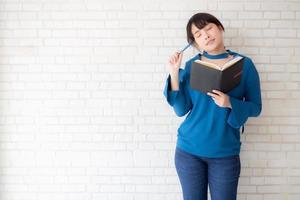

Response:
(205, 45), (227, 55)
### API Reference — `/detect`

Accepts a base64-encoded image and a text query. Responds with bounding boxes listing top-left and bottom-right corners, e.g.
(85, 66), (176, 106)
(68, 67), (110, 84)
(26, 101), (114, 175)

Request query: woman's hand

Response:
(207, 90), (232, 109)
(168, 52), (183, 75)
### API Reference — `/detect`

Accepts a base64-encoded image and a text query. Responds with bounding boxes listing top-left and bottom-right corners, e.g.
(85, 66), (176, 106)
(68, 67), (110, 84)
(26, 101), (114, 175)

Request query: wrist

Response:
(170, 70), (179, 78)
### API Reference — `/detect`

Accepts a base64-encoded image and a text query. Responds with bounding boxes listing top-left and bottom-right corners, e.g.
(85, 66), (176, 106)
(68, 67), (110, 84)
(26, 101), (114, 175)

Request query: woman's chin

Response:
(204, 43), (222, 53)
(204, 46), (217, 52)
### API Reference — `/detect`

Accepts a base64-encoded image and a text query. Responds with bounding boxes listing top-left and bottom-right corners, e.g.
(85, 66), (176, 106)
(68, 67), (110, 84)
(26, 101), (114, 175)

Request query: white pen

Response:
(179, 42), (192, 53)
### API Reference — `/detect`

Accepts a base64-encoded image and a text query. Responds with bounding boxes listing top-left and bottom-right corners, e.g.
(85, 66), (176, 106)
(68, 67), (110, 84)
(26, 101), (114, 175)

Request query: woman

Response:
(163, 13), (262, 200)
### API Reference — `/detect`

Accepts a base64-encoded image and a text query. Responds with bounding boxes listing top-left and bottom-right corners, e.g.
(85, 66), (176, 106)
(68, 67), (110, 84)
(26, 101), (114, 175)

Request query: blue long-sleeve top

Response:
(163, 50), (262, 158)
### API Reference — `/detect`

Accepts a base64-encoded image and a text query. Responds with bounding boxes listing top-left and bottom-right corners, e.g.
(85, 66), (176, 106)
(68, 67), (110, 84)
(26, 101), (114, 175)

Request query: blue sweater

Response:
(163, 50), (262, 158)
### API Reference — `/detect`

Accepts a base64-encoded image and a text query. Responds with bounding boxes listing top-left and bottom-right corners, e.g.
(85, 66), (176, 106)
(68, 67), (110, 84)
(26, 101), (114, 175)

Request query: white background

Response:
(0, 0), (299, 199)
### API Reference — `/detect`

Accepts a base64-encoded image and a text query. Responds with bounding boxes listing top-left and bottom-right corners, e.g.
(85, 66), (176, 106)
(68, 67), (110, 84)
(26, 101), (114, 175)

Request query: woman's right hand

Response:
(168, 52), (183, 76)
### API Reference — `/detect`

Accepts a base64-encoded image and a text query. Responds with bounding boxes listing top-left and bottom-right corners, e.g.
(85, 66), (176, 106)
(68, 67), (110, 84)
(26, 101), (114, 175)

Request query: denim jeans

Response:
(175, 147), (241, 200)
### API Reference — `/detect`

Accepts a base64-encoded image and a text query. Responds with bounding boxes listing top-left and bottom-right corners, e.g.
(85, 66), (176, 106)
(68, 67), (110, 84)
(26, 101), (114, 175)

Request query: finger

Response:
(178, 52), (183, 59)
(212, 90), (224, 96)
(170, 57), (174, 64)
(170, 55), (176, 63)
(169, 55), (175, 62)
(212, 97), (219, 105)
(207, 92), (219, 99)
(174, 52), (181, 61)
(173, 52), (180, 58)
(173, 53), (179, 61)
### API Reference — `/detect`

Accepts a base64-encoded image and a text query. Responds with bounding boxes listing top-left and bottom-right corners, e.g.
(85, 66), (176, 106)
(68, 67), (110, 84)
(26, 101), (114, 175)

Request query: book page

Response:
(221, 56), (243, 70)
(194, 56), (243, 71)
(194, 55), (244, 71)
(194, 60), (221, 70)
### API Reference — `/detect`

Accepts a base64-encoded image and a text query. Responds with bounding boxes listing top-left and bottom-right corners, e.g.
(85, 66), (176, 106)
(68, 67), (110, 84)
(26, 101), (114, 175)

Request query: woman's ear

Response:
(218, 25), (224, 32)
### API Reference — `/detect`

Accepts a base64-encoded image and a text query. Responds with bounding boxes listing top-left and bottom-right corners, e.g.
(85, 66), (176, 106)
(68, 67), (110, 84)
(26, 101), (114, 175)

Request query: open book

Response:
(190, 55), (244, 93)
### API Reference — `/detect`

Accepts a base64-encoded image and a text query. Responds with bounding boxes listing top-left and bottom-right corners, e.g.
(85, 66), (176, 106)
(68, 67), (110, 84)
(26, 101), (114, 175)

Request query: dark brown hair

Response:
(186, 13), (225, 44)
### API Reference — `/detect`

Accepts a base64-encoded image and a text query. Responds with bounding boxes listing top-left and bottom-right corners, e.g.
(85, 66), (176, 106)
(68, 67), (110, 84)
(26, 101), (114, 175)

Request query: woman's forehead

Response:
(191, 22), (214, 31)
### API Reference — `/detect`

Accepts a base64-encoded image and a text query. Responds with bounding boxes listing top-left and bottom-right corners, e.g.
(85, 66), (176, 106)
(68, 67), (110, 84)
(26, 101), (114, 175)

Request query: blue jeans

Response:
(175, 147), (241, 200)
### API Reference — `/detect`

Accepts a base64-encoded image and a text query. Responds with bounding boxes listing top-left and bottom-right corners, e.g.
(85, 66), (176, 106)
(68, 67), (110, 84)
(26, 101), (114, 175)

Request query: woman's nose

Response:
(203, 32), (209, 40)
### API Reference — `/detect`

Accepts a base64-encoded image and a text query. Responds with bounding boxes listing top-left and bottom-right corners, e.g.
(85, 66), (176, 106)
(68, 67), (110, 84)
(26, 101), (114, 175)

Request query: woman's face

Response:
(191, 23), (224, 52)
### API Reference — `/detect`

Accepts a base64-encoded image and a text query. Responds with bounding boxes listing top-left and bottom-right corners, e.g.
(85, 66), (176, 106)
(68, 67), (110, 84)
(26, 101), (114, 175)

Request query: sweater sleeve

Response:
(227, 58), (262, 129)
(163, 68), (192, 117)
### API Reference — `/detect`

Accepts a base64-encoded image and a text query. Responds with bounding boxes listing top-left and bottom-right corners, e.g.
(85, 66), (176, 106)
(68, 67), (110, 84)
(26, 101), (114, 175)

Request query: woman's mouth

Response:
(206, 39), (215, 45)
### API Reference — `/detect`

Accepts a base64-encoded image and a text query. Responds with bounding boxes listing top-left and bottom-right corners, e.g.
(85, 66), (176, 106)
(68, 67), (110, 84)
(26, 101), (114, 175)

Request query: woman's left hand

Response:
(207, 90), (232, 109)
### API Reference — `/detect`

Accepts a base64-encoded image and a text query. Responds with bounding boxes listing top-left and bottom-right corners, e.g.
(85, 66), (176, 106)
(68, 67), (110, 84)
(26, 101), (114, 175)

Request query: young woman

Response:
(163, 13), (262, 200)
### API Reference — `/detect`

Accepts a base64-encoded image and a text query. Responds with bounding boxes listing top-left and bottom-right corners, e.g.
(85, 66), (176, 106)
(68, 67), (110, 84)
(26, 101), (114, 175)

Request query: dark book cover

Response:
(190, 56), (244, 93)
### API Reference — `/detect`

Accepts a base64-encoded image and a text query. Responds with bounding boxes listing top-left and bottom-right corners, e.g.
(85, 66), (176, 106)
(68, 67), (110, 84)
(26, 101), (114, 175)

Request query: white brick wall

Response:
(0, 0), (299, 199)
